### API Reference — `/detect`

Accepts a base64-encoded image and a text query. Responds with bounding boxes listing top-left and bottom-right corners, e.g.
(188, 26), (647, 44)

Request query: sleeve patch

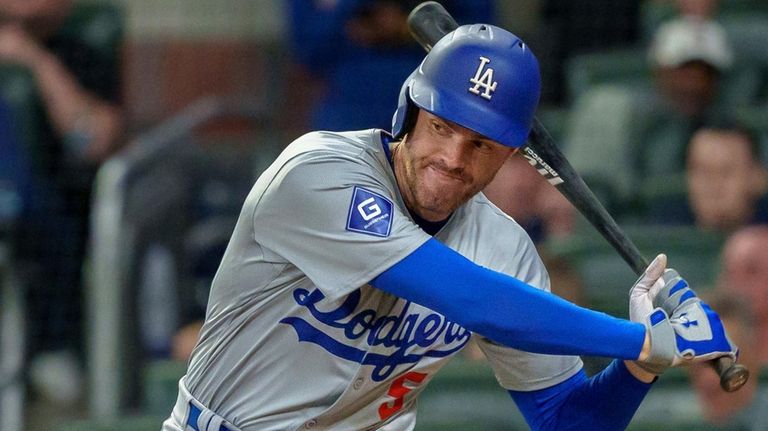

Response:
(346, 186), (394, 237)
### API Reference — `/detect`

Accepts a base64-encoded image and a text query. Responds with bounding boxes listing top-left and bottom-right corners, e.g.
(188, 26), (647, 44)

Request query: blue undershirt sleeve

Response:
(370, 238), (646, 359)
(509, 360), (653, 431)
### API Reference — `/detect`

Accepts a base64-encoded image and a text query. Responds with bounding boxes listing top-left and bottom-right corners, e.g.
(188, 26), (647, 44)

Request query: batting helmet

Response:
(391, 24), (541, 148)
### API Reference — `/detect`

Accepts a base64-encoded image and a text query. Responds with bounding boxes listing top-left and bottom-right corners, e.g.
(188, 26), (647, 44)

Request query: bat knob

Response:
(720, 362), (749, 392)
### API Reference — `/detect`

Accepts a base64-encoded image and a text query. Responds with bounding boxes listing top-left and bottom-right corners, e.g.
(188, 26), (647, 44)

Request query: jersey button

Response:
(304, 419), (317, 429)
(353, 378), (364, 390)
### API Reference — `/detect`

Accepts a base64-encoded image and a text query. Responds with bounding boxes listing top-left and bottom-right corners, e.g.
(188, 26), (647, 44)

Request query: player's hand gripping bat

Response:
(407, 1), (748, 392)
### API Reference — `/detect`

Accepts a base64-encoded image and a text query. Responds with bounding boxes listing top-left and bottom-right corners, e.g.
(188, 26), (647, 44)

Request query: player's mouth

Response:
(426, 164), (467, 184)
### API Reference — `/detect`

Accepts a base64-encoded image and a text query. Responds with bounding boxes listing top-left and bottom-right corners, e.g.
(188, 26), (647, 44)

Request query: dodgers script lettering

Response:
(281, 288), (471, 381)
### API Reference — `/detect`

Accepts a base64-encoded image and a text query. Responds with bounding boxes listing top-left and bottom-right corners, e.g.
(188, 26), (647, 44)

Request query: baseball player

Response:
(163, 24), (737, 431)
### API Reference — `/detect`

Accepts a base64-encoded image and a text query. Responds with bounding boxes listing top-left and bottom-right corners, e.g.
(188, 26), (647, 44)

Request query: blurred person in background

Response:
(638, 14), (733, 176)
(286, 0), (494, 132)
(564, 14), (735, 214)
(647, 123), (768, 231)
(0, 0), (124, 409)
(685, 125), (768, 231)
(0, 0), (123, 161)
(718, 225), (768, 364)
(688, 291), (768, 430)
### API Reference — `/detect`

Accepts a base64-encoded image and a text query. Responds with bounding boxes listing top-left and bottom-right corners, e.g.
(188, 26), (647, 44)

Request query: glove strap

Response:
(635, 308), (675, 375)
(654, 270), (698, 312)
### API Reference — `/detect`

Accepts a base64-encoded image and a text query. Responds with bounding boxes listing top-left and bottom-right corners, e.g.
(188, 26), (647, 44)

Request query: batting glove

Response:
(653, 269), (699, 313)
(636, 272), (738, 375)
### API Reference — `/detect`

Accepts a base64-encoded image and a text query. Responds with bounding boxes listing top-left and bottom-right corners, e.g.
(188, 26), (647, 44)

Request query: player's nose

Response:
(440, 139), (474, 170)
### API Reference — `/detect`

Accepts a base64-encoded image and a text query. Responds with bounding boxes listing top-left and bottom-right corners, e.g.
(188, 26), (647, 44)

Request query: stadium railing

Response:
(86, 96), (282, 419)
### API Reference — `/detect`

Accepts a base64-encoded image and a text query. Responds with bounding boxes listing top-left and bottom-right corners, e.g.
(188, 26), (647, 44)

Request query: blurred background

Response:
(1, 0), (767, 430)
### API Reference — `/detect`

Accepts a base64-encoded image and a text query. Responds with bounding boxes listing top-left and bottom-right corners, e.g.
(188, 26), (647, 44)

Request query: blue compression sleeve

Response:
(370, 238), (645, 359)
(509, 360), (653, 431)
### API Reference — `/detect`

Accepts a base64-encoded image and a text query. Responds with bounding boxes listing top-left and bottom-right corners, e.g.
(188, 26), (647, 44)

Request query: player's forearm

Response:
(371, 238), (646, 359)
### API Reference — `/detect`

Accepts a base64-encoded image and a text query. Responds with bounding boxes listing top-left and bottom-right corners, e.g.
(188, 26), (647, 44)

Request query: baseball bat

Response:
(407, 0), (748, 393)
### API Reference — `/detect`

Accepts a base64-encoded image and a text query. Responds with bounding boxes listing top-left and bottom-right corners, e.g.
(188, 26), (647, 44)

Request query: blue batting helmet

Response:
(392, 24), (541, 148)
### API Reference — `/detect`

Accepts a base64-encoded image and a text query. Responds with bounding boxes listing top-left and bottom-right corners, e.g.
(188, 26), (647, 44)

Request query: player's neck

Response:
(408, 208), (448, 236)
(389, 139), (449, 235)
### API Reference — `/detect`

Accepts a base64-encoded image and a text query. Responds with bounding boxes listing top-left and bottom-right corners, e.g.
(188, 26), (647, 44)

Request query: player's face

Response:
(394, 110), (514, 222)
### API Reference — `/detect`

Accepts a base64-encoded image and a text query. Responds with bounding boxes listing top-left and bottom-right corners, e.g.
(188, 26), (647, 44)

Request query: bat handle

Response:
(713, 356), (749, 392)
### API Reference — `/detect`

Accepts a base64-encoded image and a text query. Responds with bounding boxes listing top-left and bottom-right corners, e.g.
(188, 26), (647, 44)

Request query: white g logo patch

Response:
(357, 197), (382, 221)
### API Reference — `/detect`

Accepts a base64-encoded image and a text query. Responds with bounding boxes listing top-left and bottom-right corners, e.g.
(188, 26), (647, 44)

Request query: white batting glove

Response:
(629, 254), (667, 324)
(633, 268), (739, 375)
(640, 299), (738, 375)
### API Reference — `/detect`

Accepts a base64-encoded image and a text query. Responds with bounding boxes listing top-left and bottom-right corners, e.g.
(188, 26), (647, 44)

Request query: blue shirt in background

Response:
(288, 0), (495, 132)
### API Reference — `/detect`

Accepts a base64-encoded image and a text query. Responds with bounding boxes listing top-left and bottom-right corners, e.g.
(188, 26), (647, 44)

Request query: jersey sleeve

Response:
(474, 217), (583, 391)
(477, 337), (583, 391)
(251, 144), (430, 301)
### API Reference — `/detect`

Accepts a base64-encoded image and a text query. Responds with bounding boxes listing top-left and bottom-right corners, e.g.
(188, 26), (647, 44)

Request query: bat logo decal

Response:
(522, 147), (564, 185)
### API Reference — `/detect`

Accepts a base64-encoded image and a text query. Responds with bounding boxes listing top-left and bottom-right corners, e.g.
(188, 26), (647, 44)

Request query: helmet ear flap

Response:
(392, 76), (419, 140)
(400, 102), (419, 139)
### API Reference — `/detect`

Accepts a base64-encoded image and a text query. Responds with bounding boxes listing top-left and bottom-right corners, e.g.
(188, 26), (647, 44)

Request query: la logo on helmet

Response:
(468, 56), (497, 100)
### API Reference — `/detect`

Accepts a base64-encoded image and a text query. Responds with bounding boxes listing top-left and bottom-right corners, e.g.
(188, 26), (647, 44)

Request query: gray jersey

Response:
(180, 129), (581, 431)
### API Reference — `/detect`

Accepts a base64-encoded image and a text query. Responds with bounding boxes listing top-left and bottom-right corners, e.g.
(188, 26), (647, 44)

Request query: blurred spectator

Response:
(686, 126), (768, 230)
(688, 291), (768, 429)
(648, 18), (730, 115)
(647, 123), (768, 231)
(287, 0), (495, 132)
(718, 225), (768, 363)
(638, 16), (733, 177)
(0, 0), (123, 163)
(0, 0), (124, 406)
(564, 15), (734, 211)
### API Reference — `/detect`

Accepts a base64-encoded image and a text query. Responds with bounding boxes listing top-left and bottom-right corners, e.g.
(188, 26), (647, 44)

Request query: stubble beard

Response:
(409, 161), (484, 221)
(394, 140), (486, 221)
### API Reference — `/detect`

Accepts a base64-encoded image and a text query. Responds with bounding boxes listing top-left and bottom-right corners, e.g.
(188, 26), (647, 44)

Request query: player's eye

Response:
(472, 140), (493, 152)
(431, 120), (451, 136)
